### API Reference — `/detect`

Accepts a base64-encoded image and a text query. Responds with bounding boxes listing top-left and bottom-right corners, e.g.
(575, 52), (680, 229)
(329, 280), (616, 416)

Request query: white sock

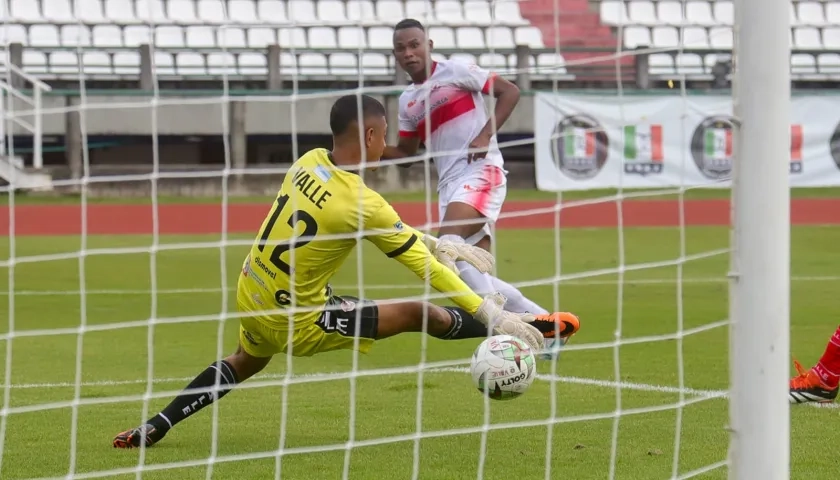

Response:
(455, 260), (496, 296)
(488, 276), (549, 314)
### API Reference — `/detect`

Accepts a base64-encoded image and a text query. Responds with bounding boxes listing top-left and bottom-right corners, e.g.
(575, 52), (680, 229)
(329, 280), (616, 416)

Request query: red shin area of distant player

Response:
(813, 325), (840, 388)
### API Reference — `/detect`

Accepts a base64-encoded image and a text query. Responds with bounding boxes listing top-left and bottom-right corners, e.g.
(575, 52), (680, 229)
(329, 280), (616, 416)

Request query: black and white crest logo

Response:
(550, 114), (609, 180)
(690, 115), (736, 180)
(830, 121), (840, 172)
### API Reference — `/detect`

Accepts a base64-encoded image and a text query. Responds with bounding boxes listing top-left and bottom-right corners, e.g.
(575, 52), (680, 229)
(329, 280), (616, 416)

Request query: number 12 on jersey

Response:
(256, 194), (319, 277)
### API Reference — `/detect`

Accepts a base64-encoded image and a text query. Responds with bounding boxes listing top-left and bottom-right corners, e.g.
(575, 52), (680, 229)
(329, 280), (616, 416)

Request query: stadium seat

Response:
(219, 27), (248, 48)
(168, 0), (200, 23)
(329, 52), (357, 75)
(600, 1), (628, 25)
(436, 0), (466, 26)
(278, 27), (308, 49)
(623, 26), (651, 48)
(176, 52), (207, 75)
(818, 53), (840, 74)
(361, 53), (389, 75)
(376, 1), (405, 23)
(77, 0), (107, 23)
(257, 0), (288, 24)
(228, 0), (258, 23)
(456, 27), (486, 49)
(50, 51), (79, 74)
(535, 53), (569, 76)
(405, 0), (436, 23)
(105, 0), (140, 24)
(10, 0), (42, 22)
(123, 25), (152, 47)
(61, 25), (92, 47)
(648, 53), (675, 74)
(628, 1), (658, 26)
(827, 3), (840, 24)
(207, 52), (237, 75)
(29, 25), (60, 47)
(136, 0), (168, 23)
(239, 52), (267, 75)
(83, 51), (113, 75)
(317, 0), (347, 24)
(298, 52), (329, 75)
(684, 2), (715, 26)
(288, 0), (319, 24)
(346, 0), (376, 24)
(198, 0), (228, 23)
(44, 0), (76, 23)
(515, 26), (545, 48)
(247, 27), (277, 48)
(428, 27), (456, 49)
(478, 53), (508, 71)
(450, 52), (478, 65)
(91, 24), (123, 47)
(708, 27), (733, 49)
(797, 2), (826, 26)
(791, 53), (817, 75)
(493, 1), (529, 26)
(156, 26), (186, 48)
(463, 1), (493, 25)
(823, 27), (840, 49)
(337, 26), (366, 49)
(23, 51), (48, 74)
(113, 51), (141, 74)
(683, 26), (709, 49)
(308, 27), (337, 48)
(713, 2), (733, 25)
(794, 27), (822, 49)
(368, 26), (393, 49)
(652, 26), (679, 48)
(1, 25), (27, 45)
(657, 1), (685, 25)
(153, 51), (176, 75)
(486, 26), (515, 49)
(675, 53), (703, 75)
(186, 26), (217, 48)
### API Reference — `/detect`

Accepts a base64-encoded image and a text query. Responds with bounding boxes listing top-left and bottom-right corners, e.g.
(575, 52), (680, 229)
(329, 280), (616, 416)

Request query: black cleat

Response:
(112, 424), (165, 449)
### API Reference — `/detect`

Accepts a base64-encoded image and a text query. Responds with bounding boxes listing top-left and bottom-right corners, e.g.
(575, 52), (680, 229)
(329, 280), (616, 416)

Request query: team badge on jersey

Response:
(394, 220), (404, 231)
(340, 300), (356, 312)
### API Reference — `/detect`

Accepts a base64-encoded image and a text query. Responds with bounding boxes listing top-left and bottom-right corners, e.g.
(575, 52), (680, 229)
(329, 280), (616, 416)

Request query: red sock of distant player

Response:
(812, 325), (840, 389)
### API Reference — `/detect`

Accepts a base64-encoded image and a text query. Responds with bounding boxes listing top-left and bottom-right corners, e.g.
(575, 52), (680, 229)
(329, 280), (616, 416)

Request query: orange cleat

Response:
(113, 424), (164, 449)
(529, 312), (580, 360)
(789, 359), (838, 404)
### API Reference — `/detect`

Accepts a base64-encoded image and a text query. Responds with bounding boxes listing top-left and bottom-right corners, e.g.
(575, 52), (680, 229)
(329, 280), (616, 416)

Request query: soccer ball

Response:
(470, 335), (537, 400)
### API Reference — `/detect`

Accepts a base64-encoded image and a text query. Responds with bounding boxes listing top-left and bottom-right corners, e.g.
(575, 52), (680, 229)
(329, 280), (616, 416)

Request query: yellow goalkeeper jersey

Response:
(237, 148), (483, 330)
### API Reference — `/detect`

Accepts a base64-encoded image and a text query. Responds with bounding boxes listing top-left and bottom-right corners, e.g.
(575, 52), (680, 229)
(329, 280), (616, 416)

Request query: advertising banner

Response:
(533, 93), (840, 190)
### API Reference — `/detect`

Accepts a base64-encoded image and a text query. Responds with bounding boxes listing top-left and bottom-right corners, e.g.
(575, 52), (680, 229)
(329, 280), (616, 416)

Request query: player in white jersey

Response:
(382, 19), (580, 358)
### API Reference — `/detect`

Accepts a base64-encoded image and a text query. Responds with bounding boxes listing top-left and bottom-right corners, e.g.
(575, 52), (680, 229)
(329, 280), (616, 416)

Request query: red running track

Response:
(1, 199), (839, 236)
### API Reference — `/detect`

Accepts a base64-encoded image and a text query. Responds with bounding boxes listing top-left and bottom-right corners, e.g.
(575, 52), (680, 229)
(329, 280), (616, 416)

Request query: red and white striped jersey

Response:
(398, 59), (505, 189)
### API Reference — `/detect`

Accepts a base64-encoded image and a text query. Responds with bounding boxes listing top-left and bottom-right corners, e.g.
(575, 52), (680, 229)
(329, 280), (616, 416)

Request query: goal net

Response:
(0, 0), (797, 478)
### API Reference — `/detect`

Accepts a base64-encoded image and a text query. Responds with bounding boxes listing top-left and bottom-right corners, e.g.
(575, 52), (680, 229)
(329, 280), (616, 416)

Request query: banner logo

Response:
(830, 121), (840, 172)
(690, 115), (735, 180)
(550, 114), (609, 180)
(624, 123), (664, 176)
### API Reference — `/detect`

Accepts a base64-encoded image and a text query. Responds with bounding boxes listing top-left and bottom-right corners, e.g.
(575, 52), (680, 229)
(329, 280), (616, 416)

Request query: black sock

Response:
(147, 360), (239, 433)
(436, 307), (491, 340)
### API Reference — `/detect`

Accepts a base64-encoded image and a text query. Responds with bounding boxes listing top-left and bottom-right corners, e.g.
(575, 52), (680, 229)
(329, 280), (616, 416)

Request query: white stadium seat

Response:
(207, 52), (237, 75)
(136, 0), (168, 23)
(463, 1), (493, 25)
(684, 2), (715, 26)
(82, 52), (113, 75)
(405, 0), (436, 23)
(485, 26), (514, 49)
(23, 51), (48, 74)
(368, 26), (393, 49)
(153, 51), (176, 75)
(156, 26), (186, 48)
(337, 26), (367, 49)
(288, 0), (318, 24)
(493, 1), (529, 26)
(818, 53), (840, 73)
(10, 0), (42, 22)
(449, 52), (477, 65)
(478, 53), (507, 71)
(827, 3), (840, 24)
(94, 25), (124, 47)
(50, 51), (79, 74)
(198, 0), (228, 23)
(436, 0), (465, 26)
(29, 25), (60, 47)
(822, 27), (840, 49)
(456, 27), (486, 49)
(298, 52), (328, 75)
(708, 27), (733, 49)
(797, 2), (826, 26)
(176, 52), (207, 75)
(61, 25), (92, 47)
(628, 1), (658, 26)
(675, 53), (703, 75)
(791, 53), (817, 75)
(239, 52), (267, 74)
(317, 0), (347, 23)
(652, 26), (679, 48)
(713, 2), (733, 25)
(346, 1), (376, 24)
(329, 52), (357, 75)
(515, 26), (545, 48)
(1, 25), (28, 45)
(683, 26), (709, 49)
(113, 51), (141, 74)
(168, 0), (199, 23)
(278, 27), (307, 49)
(123, 25), (152, 47)
(657, 1), (685, 25)
(229, 0), (258, 23)
(600, 1), (628, 25)
(428, 27), (456, 49)
(794, 27), (822, 49)
(105, 0), (139, 23)
(257, 0), (288, 24)
(648, 53), (674, 74)
(76, 0), (107, 23)
(376, 1), (405, 23)
(44, 0), (75, 23)
(361, 53), (389, 75)
(219, 27), (248, 48)
(623, 26), (651, 49)
(307, 26), (336, 48)
(186, 26), (217, 48)
(247, 27), (277, 47)
(536, 53), (568, 75)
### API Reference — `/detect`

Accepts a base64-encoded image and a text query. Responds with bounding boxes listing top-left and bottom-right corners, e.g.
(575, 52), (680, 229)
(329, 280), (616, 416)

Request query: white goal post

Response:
(728, 0), (791, 477)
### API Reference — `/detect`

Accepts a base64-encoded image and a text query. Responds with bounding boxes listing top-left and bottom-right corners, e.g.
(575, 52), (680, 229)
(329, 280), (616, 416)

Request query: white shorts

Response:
(437, 164), (507, 246)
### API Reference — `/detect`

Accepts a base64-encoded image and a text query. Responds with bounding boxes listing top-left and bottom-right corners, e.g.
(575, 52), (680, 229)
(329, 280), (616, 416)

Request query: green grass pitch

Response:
(0, 225), (838, 479)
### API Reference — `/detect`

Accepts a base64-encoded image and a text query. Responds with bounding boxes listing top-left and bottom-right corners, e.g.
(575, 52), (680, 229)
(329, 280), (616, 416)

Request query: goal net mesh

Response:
(0, 0), (790, 479)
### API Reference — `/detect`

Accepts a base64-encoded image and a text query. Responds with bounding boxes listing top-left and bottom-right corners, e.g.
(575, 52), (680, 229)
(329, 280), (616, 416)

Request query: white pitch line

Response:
(3, 275), (840, 297)
(8, 367), (837, 410)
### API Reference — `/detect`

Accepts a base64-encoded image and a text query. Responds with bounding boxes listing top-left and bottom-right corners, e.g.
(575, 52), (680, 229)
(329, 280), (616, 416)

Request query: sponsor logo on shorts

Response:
(340, 300), (356, 312)
(690, 116), (735, 180)
(550, 114), (609, 180)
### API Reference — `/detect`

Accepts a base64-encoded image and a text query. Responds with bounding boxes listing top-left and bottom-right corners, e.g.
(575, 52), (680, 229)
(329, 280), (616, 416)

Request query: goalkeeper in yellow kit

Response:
(113, 94), (577, 449)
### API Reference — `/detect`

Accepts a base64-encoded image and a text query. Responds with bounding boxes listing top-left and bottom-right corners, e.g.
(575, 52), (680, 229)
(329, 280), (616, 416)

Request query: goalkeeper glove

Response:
(473, 292), (544, 354)
(424, 235), (495, 275)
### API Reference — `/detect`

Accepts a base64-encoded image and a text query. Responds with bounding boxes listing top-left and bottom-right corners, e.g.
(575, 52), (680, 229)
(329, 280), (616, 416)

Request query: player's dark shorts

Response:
(313, 295), (379, 339)
(238, 294), (380, 358)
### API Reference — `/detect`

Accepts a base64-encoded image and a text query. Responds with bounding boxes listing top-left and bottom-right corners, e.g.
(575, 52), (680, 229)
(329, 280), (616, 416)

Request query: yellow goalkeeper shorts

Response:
(237, 295), (379, 358)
